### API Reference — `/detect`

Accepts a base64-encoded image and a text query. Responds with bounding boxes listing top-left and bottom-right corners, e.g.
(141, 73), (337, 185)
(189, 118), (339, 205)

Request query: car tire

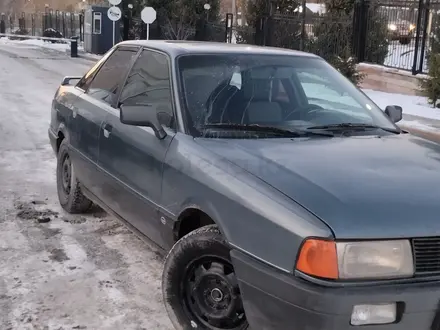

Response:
(162, 225), (249, 330)
(399, 36), (411, 45)
(56, 139), (92, 214)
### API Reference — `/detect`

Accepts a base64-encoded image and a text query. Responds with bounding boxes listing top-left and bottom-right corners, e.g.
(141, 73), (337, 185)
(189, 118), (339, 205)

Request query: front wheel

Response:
(162, 225), (249, 330)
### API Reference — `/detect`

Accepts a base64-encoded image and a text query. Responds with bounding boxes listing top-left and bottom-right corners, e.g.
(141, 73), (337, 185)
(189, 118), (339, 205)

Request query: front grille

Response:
(412, 237), (440, 276)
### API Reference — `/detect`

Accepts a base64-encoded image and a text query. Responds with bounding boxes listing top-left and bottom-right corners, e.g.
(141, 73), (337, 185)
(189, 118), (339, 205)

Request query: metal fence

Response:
(3, 0), (440, 75)
(0, 11), (84, 40)
(218, 0), (440, 75)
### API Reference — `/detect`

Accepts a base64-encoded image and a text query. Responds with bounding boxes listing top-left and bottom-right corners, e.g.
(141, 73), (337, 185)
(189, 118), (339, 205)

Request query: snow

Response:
(0, 37), (84, 52)
(399, 119), (439, 131)
(358, 62), (429, 79)
(0, 42), (171, 329)
(364, 89), (440, 121)
(382, 41), (428, 72)
(306, 3), (326, 14)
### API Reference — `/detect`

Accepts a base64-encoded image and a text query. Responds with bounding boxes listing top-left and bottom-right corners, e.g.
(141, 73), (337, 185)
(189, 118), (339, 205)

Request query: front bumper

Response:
(231, 249), (440, 330)
(388, 30), (411, 39)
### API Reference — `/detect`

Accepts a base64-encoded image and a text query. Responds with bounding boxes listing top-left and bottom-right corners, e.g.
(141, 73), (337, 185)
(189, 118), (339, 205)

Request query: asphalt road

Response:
(0, 43), (173, 329)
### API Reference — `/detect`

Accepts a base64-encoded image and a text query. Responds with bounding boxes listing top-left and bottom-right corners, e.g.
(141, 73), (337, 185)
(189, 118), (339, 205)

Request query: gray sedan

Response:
(49, 40), (440, 329)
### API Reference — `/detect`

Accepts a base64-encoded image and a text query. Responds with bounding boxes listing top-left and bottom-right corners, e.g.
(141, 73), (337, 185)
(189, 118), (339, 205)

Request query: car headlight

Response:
(296, 239), (414, 280)
(409, 24), (416, 30)
(388, 24), (397, 31)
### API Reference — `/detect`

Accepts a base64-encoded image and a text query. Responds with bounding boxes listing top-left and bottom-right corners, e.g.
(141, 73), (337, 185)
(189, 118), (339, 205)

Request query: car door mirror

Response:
(120, 104), (167, 139)
(384, 105), (403, 123)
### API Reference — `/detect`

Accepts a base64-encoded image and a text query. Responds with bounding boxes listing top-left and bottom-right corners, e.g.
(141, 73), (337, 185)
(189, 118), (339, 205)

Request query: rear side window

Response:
(87, 48), (138, 106)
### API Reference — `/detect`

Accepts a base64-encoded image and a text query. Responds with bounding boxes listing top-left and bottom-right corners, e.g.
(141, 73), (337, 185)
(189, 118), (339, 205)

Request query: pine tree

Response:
(430, 12), (440, 55)
(420, 53), (440, 108)
(331, 46), (366, 85)
(310, 0), (388, 83)
(240, 0), (302, 48)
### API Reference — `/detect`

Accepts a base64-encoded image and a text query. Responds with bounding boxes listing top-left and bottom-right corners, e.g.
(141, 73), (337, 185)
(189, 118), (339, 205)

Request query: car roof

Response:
(117, 40), (320, 59)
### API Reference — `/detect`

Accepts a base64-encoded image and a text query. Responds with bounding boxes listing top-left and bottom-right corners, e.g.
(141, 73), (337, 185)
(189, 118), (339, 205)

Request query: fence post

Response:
(419, 0), (430, 73)
(49, 10), (53, 29)
(43, 13), (48, 32)
(225, 13), (233, 43)
(31, 14), (35, 36)
(352, 0), (368, 62)
(195, 17), (207, 41)
(0, 14), (5, 34)
(263, 0), (277, 46)
(62, 12), (66, 38)
(300, 0), (306, 51)
(254, 16), (264, 45)
(9, 15), (13, 33)
(55, 10), (59, 32)
(412, 0), (425, 74)
(79, 12), (84, 42)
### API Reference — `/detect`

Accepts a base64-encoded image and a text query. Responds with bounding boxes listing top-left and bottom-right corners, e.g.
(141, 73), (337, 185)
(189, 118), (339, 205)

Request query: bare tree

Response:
(161, 1), (196, 40)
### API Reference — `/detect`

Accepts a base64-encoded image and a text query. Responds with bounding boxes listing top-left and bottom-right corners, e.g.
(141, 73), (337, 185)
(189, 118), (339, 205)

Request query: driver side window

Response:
(119, 49), (175, 129)
(86, 48), (137, 106)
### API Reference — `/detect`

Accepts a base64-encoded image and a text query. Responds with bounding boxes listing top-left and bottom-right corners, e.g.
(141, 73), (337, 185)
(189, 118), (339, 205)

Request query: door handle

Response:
(103, 123), (112, 138)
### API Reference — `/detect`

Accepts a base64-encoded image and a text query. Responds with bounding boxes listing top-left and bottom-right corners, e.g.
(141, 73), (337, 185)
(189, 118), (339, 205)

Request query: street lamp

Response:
(204, 3), (211, 20)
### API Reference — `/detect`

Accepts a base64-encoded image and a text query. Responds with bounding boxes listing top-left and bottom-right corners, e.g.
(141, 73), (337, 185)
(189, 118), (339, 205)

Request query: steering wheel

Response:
(284, 104), (325, 121)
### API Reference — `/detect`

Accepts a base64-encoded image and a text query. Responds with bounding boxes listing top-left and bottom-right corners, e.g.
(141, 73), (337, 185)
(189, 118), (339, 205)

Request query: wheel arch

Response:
(173, 205), (228, 242)
(55, 123), (70, 152)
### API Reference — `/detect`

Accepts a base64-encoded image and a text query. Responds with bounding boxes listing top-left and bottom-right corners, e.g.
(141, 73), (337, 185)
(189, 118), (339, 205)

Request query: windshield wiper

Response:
(307, 123), (400, 134)
(200, 123), (334, 137)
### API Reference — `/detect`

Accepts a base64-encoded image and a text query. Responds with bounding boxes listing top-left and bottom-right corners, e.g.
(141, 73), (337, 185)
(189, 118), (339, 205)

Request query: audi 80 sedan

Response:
(49, 40), (440, 330)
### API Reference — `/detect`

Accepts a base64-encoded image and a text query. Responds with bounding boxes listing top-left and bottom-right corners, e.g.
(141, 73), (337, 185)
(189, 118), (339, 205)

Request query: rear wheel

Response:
(162, 225), (249, 330)
(56, 140), (92, 214)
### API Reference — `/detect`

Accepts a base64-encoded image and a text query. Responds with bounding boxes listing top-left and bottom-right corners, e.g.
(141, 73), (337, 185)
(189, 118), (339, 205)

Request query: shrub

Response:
(420, 53), (440, 108)
(330, 47), (366, 85)
(238, 0), (304, 48)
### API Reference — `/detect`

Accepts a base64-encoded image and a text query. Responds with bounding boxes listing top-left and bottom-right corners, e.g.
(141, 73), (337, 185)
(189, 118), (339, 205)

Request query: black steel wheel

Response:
(162, 225), (249, 330)
(56, 139), (92, 214)
(60, 153), (72, 195)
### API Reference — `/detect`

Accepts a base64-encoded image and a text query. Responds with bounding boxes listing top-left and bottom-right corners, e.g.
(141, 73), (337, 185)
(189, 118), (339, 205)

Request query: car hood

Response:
(195, 134), (440, 239)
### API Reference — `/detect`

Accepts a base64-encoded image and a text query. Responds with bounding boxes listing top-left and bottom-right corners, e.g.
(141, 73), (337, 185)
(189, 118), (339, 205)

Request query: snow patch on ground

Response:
(399, 119), (439, 131)
(364, 89), (440, 121)
(0, 43), (172, 330)
(0, 37), (84, 52)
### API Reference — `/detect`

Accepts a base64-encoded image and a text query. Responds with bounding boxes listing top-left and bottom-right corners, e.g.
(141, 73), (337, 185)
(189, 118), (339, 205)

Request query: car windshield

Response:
(177, 53), (397, 138)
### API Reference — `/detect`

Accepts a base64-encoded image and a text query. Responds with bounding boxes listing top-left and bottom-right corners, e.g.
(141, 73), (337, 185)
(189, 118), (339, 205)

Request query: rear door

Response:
(69, 47), (138, 196)
(97, 48), (176, 247)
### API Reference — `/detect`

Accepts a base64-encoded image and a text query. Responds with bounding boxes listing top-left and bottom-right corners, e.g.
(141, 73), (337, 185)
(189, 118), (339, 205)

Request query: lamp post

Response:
(204, 3), (211, 21)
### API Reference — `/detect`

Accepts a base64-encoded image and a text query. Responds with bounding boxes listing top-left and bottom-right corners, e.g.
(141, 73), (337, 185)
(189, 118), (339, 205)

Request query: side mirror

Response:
(120, 104), (167, 139)
(385, 105), (403, 123)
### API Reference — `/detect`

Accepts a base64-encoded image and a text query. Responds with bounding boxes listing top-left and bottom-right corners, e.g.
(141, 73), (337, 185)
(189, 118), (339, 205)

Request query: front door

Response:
(69, 46), (138, 195)
(97, 48), (176, 247)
